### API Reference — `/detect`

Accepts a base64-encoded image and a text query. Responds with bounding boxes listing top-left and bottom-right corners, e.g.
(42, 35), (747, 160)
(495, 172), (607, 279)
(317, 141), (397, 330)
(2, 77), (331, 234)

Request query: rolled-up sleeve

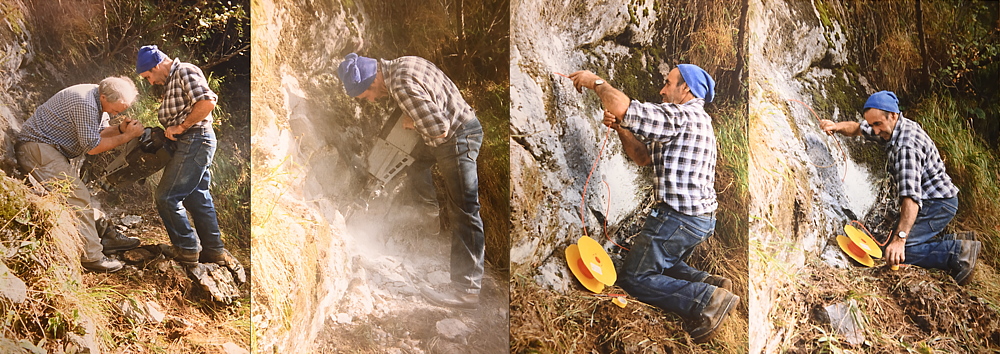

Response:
(621, 100), (684, 143)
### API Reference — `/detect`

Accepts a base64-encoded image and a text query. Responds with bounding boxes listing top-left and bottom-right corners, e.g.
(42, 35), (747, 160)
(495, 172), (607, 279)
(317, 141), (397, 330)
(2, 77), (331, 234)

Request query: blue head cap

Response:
(863, 91), (900, 113)
(676, 64), (716, 103)
(337, 53), (378, 97)
(136, 45), (167, 74)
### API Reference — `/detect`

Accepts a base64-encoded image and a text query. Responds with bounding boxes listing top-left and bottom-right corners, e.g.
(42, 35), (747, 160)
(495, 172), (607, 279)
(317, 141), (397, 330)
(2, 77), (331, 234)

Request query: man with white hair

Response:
(17, 76), (145, 272)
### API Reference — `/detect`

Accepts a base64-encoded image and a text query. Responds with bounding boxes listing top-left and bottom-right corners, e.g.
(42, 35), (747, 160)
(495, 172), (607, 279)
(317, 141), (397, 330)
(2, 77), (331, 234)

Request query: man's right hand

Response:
(122, 119), (144, 138)
(885, 235), (906, 266)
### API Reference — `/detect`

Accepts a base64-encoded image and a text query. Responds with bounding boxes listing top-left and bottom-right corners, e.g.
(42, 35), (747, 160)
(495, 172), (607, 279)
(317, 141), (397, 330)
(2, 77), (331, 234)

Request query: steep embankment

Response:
(250, 0), (351, 352)
(0, 0), (41, 172)
(3, 2), (251, 353)
(748, 0), (877, 349)
(510, 0), (654, 282)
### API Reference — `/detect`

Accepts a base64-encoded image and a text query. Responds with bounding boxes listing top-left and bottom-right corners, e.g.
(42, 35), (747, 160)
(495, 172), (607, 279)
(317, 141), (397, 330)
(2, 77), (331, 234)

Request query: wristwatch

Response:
(594, 79), (605, 86)
(897, 231), (907, 239)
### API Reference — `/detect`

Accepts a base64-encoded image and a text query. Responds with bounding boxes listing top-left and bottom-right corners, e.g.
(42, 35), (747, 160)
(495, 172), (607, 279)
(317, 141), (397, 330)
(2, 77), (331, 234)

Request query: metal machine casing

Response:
(366, 110), (421, 183)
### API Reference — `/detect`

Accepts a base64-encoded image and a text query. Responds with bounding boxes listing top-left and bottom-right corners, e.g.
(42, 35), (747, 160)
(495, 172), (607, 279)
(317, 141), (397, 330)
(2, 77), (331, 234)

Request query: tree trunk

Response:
(735, 0), (750, 101)
(915, 0), (930, 90)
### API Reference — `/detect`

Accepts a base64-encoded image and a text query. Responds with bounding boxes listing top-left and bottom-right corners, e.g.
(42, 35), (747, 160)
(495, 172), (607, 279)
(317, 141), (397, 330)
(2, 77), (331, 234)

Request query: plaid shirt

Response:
(861, 115), (958, 208)
(380, 57), (475, 147)
(18, 84), (110, 158)
(621, 98), (718, 216)
(158, 59), (218, 128)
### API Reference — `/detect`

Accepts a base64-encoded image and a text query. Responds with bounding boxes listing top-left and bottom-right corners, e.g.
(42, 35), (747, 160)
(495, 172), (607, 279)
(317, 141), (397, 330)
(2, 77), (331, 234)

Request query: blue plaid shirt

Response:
(621, 98), (718, 216)
(861, 115), (959, 208)
(158, 59), (217, 128)
(18, 84), (110, 158)
(380, 57), (475, 147)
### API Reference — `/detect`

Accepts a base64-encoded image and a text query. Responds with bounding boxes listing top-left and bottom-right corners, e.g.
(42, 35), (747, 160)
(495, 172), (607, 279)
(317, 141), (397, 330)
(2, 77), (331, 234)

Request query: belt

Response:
(650, 203), (715, 219)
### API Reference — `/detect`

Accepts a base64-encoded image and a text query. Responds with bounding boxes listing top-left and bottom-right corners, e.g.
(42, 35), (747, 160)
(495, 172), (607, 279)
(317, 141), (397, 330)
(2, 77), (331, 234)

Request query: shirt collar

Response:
(92, 87), (102, 113)
(168, 58), (181, 77)
(887, 114), (908, 148)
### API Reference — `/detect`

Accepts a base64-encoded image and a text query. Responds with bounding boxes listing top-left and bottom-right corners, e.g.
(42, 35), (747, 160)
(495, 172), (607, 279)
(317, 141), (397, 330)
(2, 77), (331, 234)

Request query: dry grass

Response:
(683, 3), (740, 75)
(0, 172), (109, 351)
(875, 30), (922, 93)
(769, 258), (999, 353)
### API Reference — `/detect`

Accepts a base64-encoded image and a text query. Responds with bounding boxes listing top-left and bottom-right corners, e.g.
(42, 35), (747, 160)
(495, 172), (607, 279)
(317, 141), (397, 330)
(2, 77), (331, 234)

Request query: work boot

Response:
(952, 240), (981, 286)
(172, 246), (200, 264)
(100, 230), (141, 254)
(82, 256), (124, 273)
(420, 285), (479, 309)
(96, 218), (141, 253)
(703, 274), (733, 292)
(201, 248), (247, 284)
(687, 287), (739, 343)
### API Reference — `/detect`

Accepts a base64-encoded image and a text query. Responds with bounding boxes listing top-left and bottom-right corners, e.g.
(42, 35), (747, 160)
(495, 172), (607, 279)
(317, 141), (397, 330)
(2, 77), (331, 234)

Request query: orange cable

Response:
(556, 71), (630, 251)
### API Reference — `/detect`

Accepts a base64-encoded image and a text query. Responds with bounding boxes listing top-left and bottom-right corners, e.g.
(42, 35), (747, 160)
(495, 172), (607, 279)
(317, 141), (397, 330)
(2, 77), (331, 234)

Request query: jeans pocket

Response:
(465, 132), (483, 161)
(657, 223), (706, 269)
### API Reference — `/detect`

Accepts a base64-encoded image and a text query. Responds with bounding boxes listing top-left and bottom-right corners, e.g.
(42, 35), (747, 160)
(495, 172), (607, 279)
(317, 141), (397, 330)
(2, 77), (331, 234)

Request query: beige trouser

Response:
(16, 141), (104, 263)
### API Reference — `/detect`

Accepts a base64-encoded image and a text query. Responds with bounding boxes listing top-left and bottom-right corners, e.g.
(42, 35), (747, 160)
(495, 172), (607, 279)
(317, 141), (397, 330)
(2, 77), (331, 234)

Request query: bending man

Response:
(338, 53), (485, 309)
(17, 77), (144, 272)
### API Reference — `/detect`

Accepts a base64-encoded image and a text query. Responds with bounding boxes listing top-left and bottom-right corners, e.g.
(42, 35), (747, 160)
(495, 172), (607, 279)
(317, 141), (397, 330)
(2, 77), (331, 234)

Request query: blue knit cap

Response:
(864, 91), (900, 113)
(136, 45), (167, 74)
(677, 64), (715, 103)
(338, 53), (378, 97)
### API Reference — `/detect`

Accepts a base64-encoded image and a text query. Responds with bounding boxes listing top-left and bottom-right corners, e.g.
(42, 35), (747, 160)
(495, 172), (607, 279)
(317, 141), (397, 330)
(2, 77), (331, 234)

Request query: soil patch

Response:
(783, 261), (1000, 352)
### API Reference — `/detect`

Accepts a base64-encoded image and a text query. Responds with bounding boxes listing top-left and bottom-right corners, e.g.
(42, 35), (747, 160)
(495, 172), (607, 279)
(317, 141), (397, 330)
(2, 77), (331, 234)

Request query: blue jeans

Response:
(406, 144), (440, 212)
(903, 197), (961, 271)
(155, 126), (224, 253)
(618, 203), (717, 320)
(430, 118), (485, 294)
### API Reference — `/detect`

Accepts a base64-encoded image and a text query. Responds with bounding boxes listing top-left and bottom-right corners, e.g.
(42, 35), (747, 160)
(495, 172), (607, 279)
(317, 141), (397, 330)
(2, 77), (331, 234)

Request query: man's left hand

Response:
(402, 113), (415, 130)
(165, 125), (186, 141)
(602, 110), (621, 129)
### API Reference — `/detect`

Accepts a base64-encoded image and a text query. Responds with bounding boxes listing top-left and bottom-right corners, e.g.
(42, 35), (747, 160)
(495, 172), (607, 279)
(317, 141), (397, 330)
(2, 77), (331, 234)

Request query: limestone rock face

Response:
(251, 1), (359, 352)
(748, 0), (885, 352)
(510, 0), (668, 288)
(0, 0), (41, 173)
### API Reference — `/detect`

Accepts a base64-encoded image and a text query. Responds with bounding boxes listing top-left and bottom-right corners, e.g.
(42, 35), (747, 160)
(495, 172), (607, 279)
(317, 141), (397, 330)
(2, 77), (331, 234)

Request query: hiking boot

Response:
(100, 230), (141, 253)
(82, 256), (124, 273)
(200, 248), (246, 284)
(952, 240), (981, 286)
(687, 287), (739, 343)
(173, 247), (200, 264)
(420, 285), (479, 309)
(703, 274), (733, 292)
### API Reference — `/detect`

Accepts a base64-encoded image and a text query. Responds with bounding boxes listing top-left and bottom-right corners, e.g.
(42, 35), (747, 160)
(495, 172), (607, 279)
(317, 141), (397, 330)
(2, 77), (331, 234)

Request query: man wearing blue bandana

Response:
(821, 91), (979, 285)
(338, 53), (484, 309)
(569, 65), (737, 343)
(135, 45), (243, 277)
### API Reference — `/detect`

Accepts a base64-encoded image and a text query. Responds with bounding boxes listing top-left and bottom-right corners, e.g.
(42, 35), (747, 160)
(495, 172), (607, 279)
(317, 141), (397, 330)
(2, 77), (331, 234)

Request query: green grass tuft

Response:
(912, 91), (1000, 268)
